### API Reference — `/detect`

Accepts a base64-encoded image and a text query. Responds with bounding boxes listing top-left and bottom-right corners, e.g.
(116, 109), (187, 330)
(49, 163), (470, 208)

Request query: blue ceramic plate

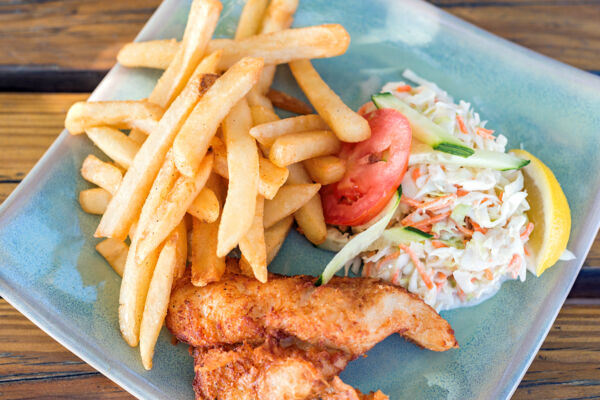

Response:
(1, 0), (599, 399)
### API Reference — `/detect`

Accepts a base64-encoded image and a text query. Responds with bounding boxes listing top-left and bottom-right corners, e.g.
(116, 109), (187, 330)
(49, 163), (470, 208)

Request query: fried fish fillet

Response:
(192, 338), (387, 400)
(167, 272), (457, 354)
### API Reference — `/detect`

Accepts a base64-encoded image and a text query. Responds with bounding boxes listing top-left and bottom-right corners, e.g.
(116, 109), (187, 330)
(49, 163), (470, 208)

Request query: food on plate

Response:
(191, 338), (386, 400)
(166, 269), (457, 353)
(66, 0), (570, 396)
(318, 72), (571, 311)
(510, 149), (572, 276)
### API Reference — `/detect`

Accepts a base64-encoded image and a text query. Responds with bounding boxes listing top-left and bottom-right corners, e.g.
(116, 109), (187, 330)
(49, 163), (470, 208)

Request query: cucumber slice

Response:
(366, 226), (432, 251)
(316, 190), (401, 286)
(372, 93), (474, 158)
(409, 143), (529, 171)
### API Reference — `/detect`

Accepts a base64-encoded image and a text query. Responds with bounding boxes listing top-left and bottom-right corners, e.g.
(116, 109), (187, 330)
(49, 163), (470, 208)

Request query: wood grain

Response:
(0, 0), (598, 91)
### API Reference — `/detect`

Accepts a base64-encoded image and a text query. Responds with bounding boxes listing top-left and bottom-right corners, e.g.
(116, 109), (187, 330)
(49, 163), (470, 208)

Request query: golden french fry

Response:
(129, 220), (138, 242)
(239, 196), (267, 282)
(85, 127), (141, 169)
(259, 0), (298, 34)
(128, 129), (147, 145)
(118, 39), (180, 69)
(65, 100), (164, 135)
(173, 221), (188, 281)
(79, 188), (111, 215)
(149, 0), (222, 108)
(173, 57), (264, 178)
(191, 214), (226, 286)
(263, 183), (321, 228)
(250, 105), (280, 125)
(265, 215), (294, 264)
(96, 63), (219, 240)
(208, 24), (350, 70)
(212, 136), (287, 200)
(235, 0), (269, 39)
(269, 130), (341, 167)
(246, 89), (275, 111)
(119, 232), (160, 347)
(290, 59), (370, 142)
(187, 187), (219, 223)
(249, 114), (328, 147)
(96, 238), (129, 277)
(287, 163), (327, 245)
(266, 89), (313, 115)
(217, 99), (259, 257)
(303, 155), (346, 185)
(258, 156), (289, 200)
(139, 222), (185, 370)
(136, 153), (213, 263)
(81, 155), (123, 195)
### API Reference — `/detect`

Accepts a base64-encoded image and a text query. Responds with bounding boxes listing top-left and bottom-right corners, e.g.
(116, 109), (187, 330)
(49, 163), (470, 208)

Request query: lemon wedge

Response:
(510, 149), (571, 276)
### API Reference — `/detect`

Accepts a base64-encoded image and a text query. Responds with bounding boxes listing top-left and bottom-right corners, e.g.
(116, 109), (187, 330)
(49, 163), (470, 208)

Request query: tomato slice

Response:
(321, 108), (412, 226)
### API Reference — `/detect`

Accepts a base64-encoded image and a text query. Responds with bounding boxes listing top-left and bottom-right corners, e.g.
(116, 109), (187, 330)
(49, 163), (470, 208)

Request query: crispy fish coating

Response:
(167, 272), (457, 354)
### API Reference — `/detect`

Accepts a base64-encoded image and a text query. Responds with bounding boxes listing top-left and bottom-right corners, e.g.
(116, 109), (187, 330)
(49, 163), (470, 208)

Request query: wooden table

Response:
(1, 1), (599, 399)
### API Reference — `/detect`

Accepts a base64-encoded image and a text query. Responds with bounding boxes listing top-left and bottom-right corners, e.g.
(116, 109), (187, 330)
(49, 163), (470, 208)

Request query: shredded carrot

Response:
(432, 240), (448, 249)
(364, 261), (374, 276)
(470, 219), (488, 234)
(410, 211), (451, 229)
(392, 268), (401, 285)
(376, 251), (401, 271)
(476, 127), (495, 139)
(435, 271), (447, 281)
(520, 222), (534, 240)
(401, 210), (421, 226)
(395, 84), (412, 93)
(417, 194), (457, 211)
(412, 167), (421, 182)
(399, 244), (433, 290)
(452, 218), (474, 237)
(471, 277), (477, 283)
(484, 268), (494, 280)
(509, 254), (522, 279)
(457, 286), (466, 301)
(456, 115), (468, 134)
(498, 191), (504, 202)
(401, 196), (422, 207)
(456, 188), (469, 197)
(524, 246), (530, 256)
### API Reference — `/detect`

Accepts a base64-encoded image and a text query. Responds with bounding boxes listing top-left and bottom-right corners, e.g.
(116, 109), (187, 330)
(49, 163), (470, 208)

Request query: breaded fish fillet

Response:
(192, 338), (387, 400)
(167, 272), (457, 354)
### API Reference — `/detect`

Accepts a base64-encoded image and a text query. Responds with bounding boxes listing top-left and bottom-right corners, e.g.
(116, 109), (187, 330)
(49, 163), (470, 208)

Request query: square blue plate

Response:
(1, 0), (599, 399)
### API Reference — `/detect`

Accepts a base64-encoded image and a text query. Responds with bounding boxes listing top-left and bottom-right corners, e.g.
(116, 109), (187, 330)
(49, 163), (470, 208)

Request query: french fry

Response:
(80, 188), (111, 214)
(118, 39), (180, 69)
(249, 104), (280, 154)
(249, 114), (328, 147)
(269, 130), (341, 167)
(235, 0), (269, 40)
(265, 215), (294, 264)
(96, 238), (129, 277)
(263, 183), (321, 228)
(173, 220), (188, 281)
(85, 127), (141, 169)
(81, 154), (123, 195)
(246, 89), (275, 111)
(135, 153), (213, 263)
(208, 24), (350, 70)
(65, 100), (164, 135)
(212, 136), (287, 200)
(149, 0), (222, 108)
(287, 163), (327, 245)
(217, 99), (259, 257)
(259, 0), (298, 34)
(289, 59), (370, 142)
(191, 174), (226, 286)
(239, 196), (267, 282)
(187, 187), (219, 223)
(119, 232), (160, 347)
(303, 155), (346, 185)
(173, 57), (264, 178)
(96, 60), (220, 240)
(128, 129), (147, 145)
(139, 222), (185, 370)
(266, 89), (313, 115)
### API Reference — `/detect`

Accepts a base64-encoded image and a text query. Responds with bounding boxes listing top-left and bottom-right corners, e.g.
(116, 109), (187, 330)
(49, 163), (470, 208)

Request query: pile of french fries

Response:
(67, 0), (370, 370)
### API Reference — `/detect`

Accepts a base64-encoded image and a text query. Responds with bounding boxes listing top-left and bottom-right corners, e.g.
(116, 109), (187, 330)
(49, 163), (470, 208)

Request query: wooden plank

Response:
(0, 0), (598, 91)
(1, 299), (598, 399)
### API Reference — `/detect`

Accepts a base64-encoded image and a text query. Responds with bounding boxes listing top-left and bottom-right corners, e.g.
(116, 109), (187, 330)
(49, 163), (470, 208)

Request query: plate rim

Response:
(0, 0), (599, 399)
